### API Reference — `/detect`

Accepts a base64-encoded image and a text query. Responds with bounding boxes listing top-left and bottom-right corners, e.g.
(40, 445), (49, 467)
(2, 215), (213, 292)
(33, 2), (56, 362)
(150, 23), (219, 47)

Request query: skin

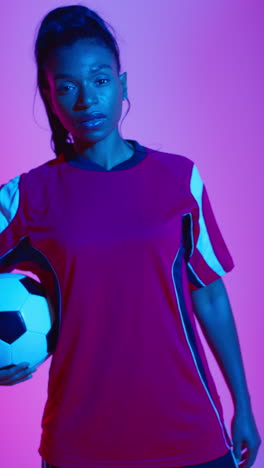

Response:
(0, 363), (37, 385)
(0, 35), (261, 468)
(43, 38), (134, 170)
(0, 40), (131, 384)
(191, 278), (261, 467)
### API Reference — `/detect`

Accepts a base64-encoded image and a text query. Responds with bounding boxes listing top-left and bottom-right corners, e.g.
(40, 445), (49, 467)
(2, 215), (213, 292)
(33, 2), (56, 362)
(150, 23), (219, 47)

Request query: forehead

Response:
(45, 39), (116, 75)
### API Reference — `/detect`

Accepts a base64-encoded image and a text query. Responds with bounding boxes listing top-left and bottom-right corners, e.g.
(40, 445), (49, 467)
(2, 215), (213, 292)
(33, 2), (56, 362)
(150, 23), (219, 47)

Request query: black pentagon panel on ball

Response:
(20, 276), (47, 297)
(0, 311), (27, 343)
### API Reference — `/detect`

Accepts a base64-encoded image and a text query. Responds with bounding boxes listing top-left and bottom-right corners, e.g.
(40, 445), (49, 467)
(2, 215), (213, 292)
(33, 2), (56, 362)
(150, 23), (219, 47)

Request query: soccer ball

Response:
(0, 273), (58, 370)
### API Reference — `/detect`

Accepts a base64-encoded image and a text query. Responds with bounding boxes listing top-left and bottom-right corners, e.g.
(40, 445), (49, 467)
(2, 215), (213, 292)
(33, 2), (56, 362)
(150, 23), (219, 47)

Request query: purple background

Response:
(0, 1), (263, 466)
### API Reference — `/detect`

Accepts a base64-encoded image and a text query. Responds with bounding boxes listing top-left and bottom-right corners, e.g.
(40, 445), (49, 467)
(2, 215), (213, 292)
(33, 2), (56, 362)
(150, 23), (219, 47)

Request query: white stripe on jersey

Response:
(190, 165), (226, 276)
(0, 175), (20, 234)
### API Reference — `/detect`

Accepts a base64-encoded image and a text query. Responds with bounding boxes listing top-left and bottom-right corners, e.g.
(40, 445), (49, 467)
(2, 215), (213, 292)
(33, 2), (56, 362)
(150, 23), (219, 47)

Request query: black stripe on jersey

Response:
(187, 263), (206, 289)
(0, 236), (61, 347)
(182, 213), (193, 261)
(0, 237), (50, 271)
(172, 244), (233, 449)
(172, 244), (209, 390)
(182, 213), (205, 289)
(41, 460), (59, 468)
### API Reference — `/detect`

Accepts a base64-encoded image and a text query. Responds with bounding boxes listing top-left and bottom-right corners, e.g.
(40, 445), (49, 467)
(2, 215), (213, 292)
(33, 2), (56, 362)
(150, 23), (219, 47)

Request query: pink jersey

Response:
(0, 140), (234, 468)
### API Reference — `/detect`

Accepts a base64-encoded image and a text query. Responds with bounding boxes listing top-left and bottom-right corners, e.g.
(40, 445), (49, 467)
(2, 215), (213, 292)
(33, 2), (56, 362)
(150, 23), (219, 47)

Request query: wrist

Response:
(233, 393), (252, 412)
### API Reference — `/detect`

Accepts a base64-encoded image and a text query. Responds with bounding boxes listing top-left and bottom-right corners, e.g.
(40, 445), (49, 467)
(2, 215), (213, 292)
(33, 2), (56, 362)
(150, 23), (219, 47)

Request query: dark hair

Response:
(33, 4), (131, 157)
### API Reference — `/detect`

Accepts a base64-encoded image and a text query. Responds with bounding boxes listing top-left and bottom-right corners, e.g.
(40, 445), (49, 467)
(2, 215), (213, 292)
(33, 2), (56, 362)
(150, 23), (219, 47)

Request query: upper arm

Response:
(190, 278), (226, 320)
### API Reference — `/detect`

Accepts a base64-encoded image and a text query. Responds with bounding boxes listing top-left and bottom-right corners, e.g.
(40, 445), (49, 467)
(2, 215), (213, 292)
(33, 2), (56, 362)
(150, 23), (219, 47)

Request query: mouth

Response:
(78, 117), (107, 128)
(79, 112), (106, 123)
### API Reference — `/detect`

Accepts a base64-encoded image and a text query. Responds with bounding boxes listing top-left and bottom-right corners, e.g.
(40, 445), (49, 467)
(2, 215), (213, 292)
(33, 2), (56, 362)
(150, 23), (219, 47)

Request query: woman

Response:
(0, 5), (261, 468)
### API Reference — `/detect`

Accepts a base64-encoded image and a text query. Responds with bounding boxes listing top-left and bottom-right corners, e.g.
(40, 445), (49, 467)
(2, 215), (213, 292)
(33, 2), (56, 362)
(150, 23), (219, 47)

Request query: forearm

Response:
(192, 284), (251, 411)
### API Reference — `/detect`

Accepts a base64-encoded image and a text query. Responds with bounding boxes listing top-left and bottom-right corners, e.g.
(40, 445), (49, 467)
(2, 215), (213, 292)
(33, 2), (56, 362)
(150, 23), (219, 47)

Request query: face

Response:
(43, 39), (127, 145)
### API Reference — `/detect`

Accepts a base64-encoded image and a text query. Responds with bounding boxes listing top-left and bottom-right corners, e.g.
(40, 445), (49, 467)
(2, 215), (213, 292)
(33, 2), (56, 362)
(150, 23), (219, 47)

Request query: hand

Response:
(0, 362), (37, 386)
(231, 405), (262, 467)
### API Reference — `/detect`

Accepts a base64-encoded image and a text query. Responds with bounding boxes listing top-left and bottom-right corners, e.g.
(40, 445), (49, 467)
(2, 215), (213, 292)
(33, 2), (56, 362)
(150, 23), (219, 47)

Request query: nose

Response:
(75, 84), (99, 108)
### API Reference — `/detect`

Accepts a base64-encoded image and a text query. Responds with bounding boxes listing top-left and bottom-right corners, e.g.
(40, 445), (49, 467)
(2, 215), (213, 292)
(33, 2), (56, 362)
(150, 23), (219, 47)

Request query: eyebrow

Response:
(54, 64), (113, 80)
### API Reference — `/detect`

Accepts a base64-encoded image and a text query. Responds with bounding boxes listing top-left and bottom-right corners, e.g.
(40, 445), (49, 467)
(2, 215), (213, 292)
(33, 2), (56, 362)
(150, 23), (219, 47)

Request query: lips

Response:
(79, 112), (106, 123)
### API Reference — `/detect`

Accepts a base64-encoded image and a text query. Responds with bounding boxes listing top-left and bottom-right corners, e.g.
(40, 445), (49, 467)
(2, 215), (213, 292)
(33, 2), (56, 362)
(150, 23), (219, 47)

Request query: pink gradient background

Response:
(1, 1), (263, 467)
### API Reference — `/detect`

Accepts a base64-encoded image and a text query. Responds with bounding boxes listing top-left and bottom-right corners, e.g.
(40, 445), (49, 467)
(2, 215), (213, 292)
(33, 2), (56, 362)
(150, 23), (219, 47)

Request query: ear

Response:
(119, 72), (128, 100)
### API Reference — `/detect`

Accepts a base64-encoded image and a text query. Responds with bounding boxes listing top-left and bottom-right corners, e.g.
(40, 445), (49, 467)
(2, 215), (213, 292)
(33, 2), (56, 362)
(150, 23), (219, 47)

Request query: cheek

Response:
(53, 96), (70, 114)
(109, 85), (123, 115)
(51, 95), (75, 127)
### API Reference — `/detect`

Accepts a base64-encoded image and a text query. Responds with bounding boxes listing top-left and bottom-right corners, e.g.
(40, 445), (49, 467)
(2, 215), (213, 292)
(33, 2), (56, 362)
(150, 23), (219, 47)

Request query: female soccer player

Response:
(0, 5), (261, 468)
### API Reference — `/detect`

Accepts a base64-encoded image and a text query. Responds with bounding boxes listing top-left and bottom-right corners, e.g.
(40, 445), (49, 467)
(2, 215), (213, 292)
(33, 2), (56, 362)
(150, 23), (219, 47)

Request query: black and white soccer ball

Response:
(0, 273), (58, 370)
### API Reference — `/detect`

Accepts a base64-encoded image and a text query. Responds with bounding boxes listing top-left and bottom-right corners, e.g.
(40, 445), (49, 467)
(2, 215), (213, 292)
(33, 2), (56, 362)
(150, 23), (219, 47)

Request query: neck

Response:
(72, 133), (134, 170)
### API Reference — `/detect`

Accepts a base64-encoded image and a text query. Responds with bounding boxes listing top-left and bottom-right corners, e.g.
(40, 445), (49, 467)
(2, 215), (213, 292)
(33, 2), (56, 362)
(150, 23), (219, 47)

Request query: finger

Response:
(0, 363), (29, 377)
(3, 372), (34, 385)
(9, 375), (34, 386)
(13, 363), (31, 374)
(0, 362), (29, 372)
(241, 446), (259, 468)
(1, 373), (33, 386)
(1, 366), (36, 385)
(12, 367), (37, 381)
(0, 366), (29, 383)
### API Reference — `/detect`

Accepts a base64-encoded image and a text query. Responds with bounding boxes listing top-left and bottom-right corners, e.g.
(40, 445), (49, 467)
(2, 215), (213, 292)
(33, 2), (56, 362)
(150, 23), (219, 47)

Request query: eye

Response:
(96, 78), (110, 86)
(57, 85), (75, 94)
